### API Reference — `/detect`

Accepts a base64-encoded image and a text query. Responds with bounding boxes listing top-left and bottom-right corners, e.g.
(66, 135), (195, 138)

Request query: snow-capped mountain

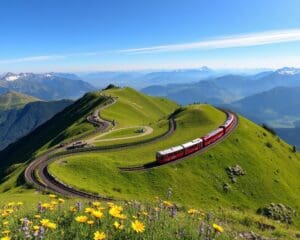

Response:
(276, 67), (300, 75)
(0, 72), (96, 100)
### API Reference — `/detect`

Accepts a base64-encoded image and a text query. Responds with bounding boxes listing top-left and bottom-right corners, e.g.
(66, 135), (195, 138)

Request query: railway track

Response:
(24, 97), (118, 199)
(119, 113), (238, 172)
(25, 97), (238, 199)
(24, 97), (176, 199)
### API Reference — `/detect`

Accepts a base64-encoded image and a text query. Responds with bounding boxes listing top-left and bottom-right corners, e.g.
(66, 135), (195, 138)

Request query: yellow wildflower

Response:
(17, 202), (23, 206)
(33, 225), (40, 231)
(48, 194), (57, 198)
(213, 223), (224, 233)
(7, 202), (15, 207)
(1, 230), (10, 235)
(3, 221), (9, 226)
(187, 209), (199, 215)
(92, 201), (101, 207)
(94, 231), (106, 240)
(163, 200), (173, 207)
(75, 215), (88, 223)
(92, 210), (103, 219)
(1, 237), (11, 240)
(40, 219), (50, 226)
(87, 220), (95, 225)
(51, 201), (58, 206)
(41, 203), (51, 209)
(131, 220), (145, 233)
(70, 206), (77, 212)
(58, 198), (65, 203)
(45, 222), (57, 229)
(113, 221), (120, 229)
(85, 207), (94, 214)
(34, 214), (41, 219)
(109, 205), (125, 219)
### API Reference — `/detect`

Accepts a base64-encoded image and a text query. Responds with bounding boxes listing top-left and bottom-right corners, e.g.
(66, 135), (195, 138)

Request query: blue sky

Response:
(1, 0), (300, 72)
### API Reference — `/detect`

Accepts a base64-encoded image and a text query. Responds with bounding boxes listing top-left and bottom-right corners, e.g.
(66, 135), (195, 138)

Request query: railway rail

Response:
(24, 97), (175, 199)
(24, 98), (238, 200)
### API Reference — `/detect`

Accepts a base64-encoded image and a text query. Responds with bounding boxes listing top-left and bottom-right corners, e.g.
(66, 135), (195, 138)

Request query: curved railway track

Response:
(119, 113), (238, 171)
(24, 97), (176, 199)
(24, 98), (238, 200)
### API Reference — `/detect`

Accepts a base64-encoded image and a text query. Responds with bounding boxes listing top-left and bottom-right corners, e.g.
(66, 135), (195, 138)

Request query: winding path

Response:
(24, 97), (176, 199)
(24, 97), (238, 200)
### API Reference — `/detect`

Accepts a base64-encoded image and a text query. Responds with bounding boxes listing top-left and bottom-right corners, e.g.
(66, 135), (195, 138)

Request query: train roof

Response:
(203, 127), (223, 139)
(182, 138), (203, 148)
(157, 145), (184, 156)
(221, 115), (234, 127)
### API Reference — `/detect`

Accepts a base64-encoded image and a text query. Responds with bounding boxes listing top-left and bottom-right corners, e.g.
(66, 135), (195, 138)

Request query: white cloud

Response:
(0, 55), (65, 64)
(119, 29), (300, 54)
(1, 28), (300, 68)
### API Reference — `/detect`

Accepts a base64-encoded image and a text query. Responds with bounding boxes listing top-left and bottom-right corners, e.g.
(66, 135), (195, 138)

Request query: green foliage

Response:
(0, 100), (72, 151)
(0, 91), (39, 111)
(0, 196), (299, 240)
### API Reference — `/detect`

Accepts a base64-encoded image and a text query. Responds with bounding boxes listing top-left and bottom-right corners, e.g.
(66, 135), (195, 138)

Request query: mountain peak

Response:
(276, 67), (300, 75)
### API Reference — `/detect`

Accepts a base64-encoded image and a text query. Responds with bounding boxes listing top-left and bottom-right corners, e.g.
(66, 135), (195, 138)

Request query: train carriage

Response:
(182, 138), (203, 155)
(156, 111), (236, 164)
(156, 145), (185, 164)
(220, 112), (235, 133)
(202, 128), (224, 147)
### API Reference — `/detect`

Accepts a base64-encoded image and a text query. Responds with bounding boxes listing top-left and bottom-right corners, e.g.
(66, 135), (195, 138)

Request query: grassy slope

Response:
(49, 105), (226, 200)
(49, 105), (300, 225)
(1, 87), (300, 237)
(87, 87), (178, 146)
(0, 91), (39, 110)
(0, 92), (106, 193)
(96, 127), (146, 140)
(0, 88), (178, 196)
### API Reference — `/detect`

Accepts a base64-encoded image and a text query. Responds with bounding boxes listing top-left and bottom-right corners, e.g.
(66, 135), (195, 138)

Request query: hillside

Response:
(0, 72), (96, 100)
(0, 87), (300, 238)
(0, 100), (72, 150)
(0, 87), (178, 191)
(48, 105), (300, 214)
(229, 86), (300, 128)
(0, 91), (39, 111)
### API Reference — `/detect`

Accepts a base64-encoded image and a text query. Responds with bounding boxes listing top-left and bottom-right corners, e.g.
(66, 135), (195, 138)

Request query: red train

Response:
(156, 112), (236, 164)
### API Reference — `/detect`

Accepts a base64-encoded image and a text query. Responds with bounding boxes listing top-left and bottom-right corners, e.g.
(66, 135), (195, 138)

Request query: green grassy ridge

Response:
(0, 92), (106, 192)
(86, 87), (178, 147)
(49, 105), (300, 226)
(48, 105), (227, 200)
(0, 88), (178, 195)
(0, 91), (40, 111)
(101, 87), (177, 128)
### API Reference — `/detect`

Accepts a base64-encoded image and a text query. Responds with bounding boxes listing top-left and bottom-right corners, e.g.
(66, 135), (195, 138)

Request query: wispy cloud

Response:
(0, 55), (66, 64)
(1, 29), (300, 65)
(119, 29), (300, 54)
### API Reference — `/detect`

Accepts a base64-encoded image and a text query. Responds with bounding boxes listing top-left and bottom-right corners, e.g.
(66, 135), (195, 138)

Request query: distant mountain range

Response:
(229, 86), (300, 127)
(0, 98), (72, 150)
(142, 80), (238, 105)
(79, 67), (216, 88)
(0, 72), (96, 100)
(0, 91), (39, 111)
(142, 67), (300, 104)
